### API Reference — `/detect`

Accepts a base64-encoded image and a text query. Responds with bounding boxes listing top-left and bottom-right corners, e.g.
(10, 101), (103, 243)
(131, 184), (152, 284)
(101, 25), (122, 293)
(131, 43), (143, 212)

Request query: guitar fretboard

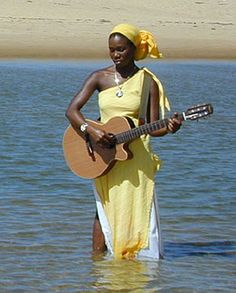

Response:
(115, 118), (170, 144)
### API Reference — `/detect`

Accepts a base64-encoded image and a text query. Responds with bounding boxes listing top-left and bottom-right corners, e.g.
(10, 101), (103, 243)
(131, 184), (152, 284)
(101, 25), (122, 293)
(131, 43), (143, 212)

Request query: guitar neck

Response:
(115, 114), (184, 144)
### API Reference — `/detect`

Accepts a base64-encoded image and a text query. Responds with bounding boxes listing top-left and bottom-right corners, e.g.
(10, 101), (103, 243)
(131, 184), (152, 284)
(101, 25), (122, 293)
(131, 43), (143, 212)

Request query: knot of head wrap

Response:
(134, 30), (162, 60)
(110, 23), (162, 61)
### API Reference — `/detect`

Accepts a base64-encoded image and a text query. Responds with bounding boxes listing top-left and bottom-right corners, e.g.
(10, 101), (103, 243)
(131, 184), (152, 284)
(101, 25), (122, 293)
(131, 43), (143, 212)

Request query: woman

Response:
(66, 24), (181, 260)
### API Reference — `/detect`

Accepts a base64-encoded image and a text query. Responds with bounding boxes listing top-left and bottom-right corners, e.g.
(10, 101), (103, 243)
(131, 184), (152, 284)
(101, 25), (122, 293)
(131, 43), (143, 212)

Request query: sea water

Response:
(0, 59), (235, 292)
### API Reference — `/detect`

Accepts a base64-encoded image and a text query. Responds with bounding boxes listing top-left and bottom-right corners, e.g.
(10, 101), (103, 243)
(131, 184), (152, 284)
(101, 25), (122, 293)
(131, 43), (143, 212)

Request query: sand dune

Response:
(0, 0), (235, 59)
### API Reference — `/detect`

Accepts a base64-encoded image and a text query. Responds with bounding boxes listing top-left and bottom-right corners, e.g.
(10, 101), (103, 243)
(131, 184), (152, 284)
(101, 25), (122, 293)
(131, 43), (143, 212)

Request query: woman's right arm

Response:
(65, 71), (112, 145)
(65, 71), (98, 127)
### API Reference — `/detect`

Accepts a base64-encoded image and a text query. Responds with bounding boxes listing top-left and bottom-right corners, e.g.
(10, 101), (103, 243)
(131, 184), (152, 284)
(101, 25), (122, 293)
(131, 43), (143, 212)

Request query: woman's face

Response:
(109, 34), (136, 69)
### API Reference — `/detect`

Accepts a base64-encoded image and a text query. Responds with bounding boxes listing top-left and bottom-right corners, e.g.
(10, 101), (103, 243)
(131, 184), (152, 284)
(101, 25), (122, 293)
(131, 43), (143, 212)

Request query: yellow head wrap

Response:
(110, 23), (162, 61)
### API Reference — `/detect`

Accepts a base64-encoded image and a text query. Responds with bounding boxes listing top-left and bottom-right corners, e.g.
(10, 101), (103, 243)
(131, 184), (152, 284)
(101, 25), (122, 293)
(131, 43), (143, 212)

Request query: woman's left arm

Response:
(149, 78), (182, 137)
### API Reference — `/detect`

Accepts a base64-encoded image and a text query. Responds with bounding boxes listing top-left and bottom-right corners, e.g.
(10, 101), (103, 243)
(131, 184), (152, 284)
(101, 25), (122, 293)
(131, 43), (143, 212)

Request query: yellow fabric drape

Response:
(143, 68), (170, 118)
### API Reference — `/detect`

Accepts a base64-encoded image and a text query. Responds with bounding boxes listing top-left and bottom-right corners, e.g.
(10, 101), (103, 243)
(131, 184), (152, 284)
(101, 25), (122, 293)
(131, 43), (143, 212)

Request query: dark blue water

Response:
(0, 59), (235, 292)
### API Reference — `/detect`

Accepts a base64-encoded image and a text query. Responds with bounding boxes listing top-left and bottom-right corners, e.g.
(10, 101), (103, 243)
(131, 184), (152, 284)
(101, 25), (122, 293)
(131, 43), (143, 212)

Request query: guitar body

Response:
(63, 104), (213, 179)
(63, 117), (133, 179)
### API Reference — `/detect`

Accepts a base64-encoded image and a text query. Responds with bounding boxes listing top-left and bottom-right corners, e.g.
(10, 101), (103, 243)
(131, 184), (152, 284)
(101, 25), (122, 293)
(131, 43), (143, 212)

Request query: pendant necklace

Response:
(114, 72), (123, 97)
(114, 67), (136, 98)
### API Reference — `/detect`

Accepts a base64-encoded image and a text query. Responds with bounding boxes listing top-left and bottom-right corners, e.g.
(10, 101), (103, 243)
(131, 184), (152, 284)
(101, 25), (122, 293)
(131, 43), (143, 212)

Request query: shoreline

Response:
(0, 36), (235, 60)
(1, 46), (234, 62)
(0, 47), (235, 60)
(0, 55), (235, 61)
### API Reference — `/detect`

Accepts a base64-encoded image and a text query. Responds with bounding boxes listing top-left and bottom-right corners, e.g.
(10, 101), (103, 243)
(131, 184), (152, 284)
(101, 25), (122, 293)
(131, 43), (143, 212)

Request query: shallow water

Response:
(0, 59), (235, 292)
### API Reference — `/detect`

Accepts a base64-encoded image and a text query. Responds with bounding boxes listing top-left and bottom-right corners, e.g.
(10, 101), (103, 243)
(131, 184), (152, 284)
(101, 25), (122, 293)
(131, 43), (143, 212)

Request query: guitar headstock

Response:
(183, 103), (213, 121)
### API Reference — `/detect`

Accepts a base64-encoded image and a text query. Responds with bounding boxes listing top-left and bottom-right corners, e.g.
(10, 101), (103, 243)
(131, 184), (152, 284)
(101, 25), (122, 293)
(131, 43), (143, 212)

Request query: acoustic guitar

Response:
(63, 103), (213, 179)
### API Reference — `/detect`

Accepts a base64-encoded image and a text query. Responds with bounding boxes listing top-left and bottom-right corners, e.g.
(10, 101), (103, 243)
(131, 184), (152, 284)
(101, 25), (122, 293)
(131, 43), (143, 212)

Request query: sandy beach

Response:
(0, 0), (235, 59)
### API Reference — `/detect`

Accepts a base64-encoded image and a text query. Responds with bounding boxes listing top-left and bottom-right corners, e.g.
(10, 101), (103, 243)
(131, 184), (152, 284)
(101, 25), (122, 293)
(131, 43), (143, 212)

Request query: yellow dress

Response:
(93, 67), (169, 259)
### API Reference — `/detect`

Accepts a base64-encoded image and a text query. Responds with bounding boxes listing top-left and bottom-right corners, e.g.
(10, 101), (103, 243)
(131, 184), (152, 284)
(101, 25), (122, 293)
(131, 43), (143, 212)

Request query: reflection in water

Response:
(91, 256), (161, 292)
(90, 241), (236, 291)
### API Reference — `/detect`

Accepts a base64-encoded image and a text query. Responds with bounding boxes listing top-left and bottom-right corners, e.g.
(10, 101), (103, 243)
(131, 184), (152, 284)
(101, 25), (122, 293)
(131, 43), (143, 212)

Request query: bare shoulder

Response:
(88, 66), (111, 79)
(90, 66), (115, 91)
